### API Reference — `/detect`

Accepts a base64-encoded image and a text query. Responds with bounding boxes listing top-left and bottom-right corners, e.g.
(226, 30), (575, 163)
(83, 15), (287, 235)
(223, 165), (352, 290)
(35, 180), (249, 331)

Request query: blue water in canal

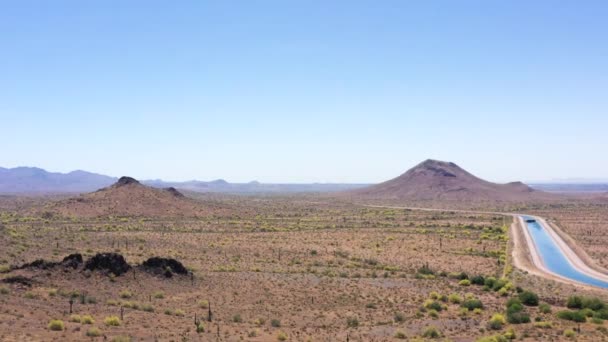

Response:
(522, 216), (608, 288)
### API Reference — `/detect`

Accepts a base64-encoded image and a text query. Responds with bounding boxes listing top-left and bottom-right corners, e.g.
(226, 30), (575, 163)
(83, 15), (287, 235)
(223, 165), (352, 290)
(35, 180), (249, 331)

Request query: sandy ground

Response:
(366, 204), (608, 292)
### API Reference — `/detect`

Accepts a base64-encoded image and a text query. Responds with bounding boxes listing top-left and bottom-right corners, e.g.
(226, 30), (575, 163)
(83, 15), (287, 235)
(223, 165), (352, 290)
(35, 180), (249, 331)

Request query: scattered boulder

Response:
(142, 257), (188, 278)
(84, 253), (131, 276)
(61, 253), (83, 269)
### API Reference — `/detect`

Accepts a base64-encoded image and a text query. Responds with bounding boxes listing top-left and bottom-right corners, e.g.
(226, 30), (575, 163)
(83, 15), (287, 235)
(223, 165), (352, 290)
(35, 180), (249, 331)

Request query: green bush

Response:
(86, 327), (102, 337)
(539, 303), (551, 314)
(471, 275), (485, 285)
(518, 291), (539, 306)
(104, 316), (121, 326)
(233, 314), (243, 323)
(81, 315), (95, 324)
(556, 310), (586, 323)
(271, 319), (281, 327)
(424, 300), (443, 311)
(484, 277), (497, 288)
(459, 279), (471, 286)
(462, 299), (484, 311)
(48, 320), (65, 331)
(394, 330), (407, 339)
(488, 314), (506, 330)
(394, 312), (405, 322)
(0, 286), (8, 295)
(448, 293), (463, 304)
(422, 326), (441, 338)
(564, 329), (576, 338)
(119, 289), (133, 299)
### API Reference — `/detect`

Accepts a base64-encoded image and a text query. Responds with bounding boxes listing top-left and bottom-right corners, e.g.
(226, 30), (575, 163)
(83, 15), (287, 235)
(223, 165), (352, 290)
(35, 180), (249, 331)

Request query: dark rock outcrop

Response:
(142, 257), (188, 277)
(84, 253), (131, 276)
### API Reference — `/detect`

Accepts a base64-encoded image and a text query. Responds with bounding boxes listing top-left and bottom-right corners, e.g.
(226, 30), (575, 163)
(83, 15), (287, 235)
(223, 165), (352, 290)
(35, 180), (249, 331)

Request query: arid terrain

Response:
(1, 162), (608, 341)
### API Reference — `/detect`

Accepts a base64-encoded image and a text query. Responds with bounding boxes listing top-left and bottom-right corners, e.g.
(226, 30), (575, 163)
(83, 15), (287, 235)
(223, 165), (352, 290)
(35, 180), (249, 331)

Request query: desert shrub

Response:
(580, 308), (595, 317)
(422, 326), (441, 338)
(429, 291), (440, 300)
(428, 309), (439, 318)
(394, 330), (407, 339)
(365, 302), (377, 309)
(104, 316), (121, 326)
(48, 320), (65, 331)
(271, 319), (281, 327)
(233, 314), (243, 323)
(346, 316), (359, 327)
(81, 315), (94, 324)
(424, 300), (443, 311)
(141, 304), (154, 312)
(557, 310), (586, 322)
(69, 314), (82, 323)
(595, 308), (608, 319)
(518, 291), (539, 306)
(254, 318), (266, 326)
(106, 299), (119, 306)
(119, 289), (133, 299)
(418, 264), (434, 275)
(459, 279), (471, 286)
(198, 300), (209, 308)
(471, 275), (485, 285)
(0, 265), (10, 273)
(394, 312), (405, 322)
(111, 336), (131, 342)
(488, 314), (506, 330)
(506, 310), (530, 324)
(448, 293), (462, 304)
(277, 331), (288, 341)
(539, 303), (551, 314)
(582, 296), (606, 311)
(564, 329), (576, 338)
(476, 335), (509, 342)
(164, 309), (173, 315)
(484, 276), (497, 288)
(196, 323), (205, 333)
(462, 299), (484, 311)
(534, 321), (553, 328)
(0, 286), (9, 295)
(48, 289), (58, 297)
(174, 309), (185, 316)
(153, 291), (164, 299)
(86, 327), (102, 337)
(490, 278), (507, 291)
(567, 295), (583, 309)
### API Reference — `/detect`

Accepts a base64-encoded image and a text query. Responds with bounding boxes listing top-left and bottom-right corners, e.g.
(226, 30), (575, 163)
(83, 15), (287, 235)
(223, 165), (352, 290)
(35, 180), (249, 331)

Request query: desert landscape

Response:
(1, 160), (608, 341)
(3, 2), (607, 341)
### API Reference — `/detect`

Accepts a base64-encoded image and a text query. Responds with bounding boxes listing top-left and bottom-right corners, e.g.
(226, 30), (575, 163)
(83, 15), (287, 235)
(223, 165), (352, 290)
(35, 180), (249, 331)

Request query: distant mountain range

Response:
(0, 166), (368, 194)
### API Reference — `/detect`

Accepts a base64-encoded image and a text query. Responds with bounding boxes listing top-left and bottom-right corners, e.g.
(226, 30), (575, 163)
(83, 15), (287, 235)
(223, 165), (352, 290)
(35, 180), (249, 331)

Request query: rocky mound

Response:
(350, 159), (550, 202)
(17, 253), (83, 270)
(41, 176), (228, 218)
(84, 253), (131, 276)
(141, 257), (188, 278)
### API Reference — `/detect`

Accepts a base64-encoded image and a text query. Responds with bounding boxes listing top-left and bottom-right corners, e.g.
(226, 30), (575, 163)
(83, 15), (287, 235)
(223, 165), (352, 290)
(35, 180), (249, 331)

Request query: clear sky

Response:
(1, 1), (607, 183)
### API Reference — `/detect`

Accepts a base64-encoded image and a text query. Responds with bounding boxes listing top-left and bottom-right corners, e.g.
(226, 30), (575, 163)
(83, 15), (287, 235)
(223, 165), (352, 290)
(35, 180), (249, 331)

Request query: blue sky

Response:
(1, 1), (607, 183)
